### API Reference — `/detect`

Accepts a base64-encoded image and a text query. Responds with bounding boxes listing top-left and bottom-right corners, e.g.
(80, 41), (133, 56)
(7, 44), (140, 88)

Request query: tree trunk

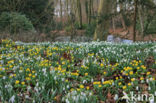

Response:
(120, 3), (127, 30)
(112, 0), (117, 32)
(88, 0), (92, 24)
(93, 0), (113, 41)
(85, 0), (89, 23)
(133, 0), (138, 42)
(138, 5), (144, 37)
(112, 18), (116, 32)
(77, 0), (82, 29)
(60, 0), (63, 22)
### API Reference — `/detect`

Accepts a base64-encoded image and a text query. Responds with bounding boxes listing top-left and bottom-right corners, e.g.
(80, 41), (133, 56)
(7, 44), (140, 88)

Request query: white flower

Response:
(54, 76), (57, 80)
(101, 78), (104, 82)
(114, 94), (118, 100)
(83, 80), (87, 84)
(3, 76), (6, 80)
(148, 86), (151, 90)
(27, 86), (31, 91)
(19, 70), (23, 73)
(34, 87), (39, 93)
(62, 78), (65, 81)
(149, 98), (154, 103)
(9, 95), (15, 103)
(65, 99), (70, 103)
(146, 79), (149, 83)
(25, 95), (29, 99)
(136, 86), (139, 90)
(66, 85), (69, 89)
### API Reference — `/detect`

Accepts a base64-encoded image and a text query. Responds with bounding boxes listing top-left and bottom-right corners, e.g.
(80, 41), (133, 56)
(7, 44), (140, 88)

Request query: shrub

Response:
(0, 12), (34, 34)
(65, 25), (72, 33)
(85, 21), (96, 37)
(0, 0), (55, 33)
(74, 22), (87, 30)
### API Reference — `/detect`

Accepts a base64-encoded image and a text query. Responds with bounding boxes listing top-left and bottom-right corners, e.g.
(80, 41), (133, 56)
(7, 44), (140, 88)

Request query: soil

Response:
(109, 26), (156, 41)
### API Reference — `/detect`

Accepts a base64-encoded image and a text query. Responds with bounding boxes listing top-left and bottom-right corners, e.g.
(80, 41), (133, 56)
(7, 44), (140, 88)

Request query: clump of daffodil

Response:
(80, 85), (84, 89)
(21, 82), (25, 85)
(15, 80), (20, 84)
(85, 73), (88, 76)
(102, 80), (113, 85)
(122, 86), (127, 90)
(93, 81), (101, 85)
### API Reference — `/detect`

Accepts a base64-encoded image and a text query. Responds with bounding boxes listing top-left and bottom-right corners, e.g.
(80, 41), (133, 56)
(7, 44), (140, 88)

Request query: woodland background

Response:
(0, 0), (156, 42)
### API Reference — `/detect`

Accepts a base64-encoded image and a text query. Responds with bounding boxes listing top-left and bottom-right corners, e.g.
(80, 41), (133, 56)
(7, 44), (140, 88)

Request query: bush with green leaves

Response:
(85, 21), (96, 37)
(0, 0), (54, 33)
(0, 12), (34, 34)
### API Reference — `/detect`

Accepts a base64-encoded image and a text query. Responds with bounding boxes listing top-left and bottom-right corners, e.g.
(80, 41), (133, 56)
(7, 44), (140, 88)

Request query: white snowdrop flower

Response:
(83, 80), (87, 84)
(54, 76), (57, 80)
(141, 80), (144, 83)
(149, 98), (154, 103)
(65, 99), (70, 103)
(25, 95), (29, 99)
(0, 60), (4, 64)
(5, 85), (8, 88)
(136, 86), (139, 90)
(76, 96), (79, 102)
(19, 70), (23, 73)
(91, 78), (94, 82)
(114, 94), (119, 100)
(35, 73), (37, 76)
(3, 76), (6, 80)
(42, 86), (45, 89)
(150, 78), (153, 81)
(27, 86), (31, 91)
(2, 68), (5, 71)
(62, 78), (65, 81)
(42, 68), (46, 73)
(89, 92), (92, 96)
(86, 59), (89, 63)
(148, 86), (151, 91)
(80, 96), (83, 100)
(146, 79), (149, 83)
(73, 96), (76, 101)
(20, 94), (23, 96)
(33, 100), (36, 103)
(9, 95), (15, 103)
(36, 82), (39, 87)
(66, 85), (69, 89)
(112, 82), (115, 86)
(101, 78), (104, 82)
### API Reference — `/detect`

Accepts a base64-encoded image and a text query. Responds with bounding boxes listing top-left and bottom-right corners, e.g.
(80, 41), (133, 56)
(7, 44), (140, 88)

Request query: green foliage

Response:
(0, 12), (34, 34)
(54, 22), (63, 30)
(65, 25), (72, 33)
(74, 22), (87, 29)
(22, 0), (54, 33)
(0, 0), (54, 33)
(136, 14), (156, 35)
(85, 21), (96, 37)
(123, 14), (131, 27)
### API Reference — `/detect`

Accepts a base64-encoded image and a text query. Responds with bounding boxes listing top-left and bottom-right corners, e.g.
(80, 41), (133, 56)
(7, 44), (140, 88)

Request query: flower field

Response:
(0, 39), (156, 103)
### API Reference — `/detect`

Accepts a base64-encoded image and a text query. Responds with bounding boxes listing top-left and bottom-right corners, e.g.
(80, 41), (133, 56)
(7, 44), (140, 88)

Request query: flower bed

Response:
(0, 39), (155, 103)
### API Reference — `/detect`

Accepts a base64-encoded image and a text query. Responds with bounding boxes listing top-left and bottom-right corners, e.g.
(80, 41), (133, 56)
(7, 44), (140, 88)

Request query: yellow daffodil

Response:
(80, 85), (84, 89)
(21, 82), (25, 85)
(15, 80), (20, 84)
(122, 86), (127, 90)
